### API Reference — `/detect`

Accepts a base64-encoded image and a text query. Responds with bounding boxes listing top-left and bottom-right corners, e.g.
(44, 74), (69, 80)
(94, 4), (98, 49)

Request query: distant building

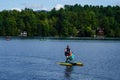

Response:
(20, 31), (27, 37)
(96, 28), (104, 38)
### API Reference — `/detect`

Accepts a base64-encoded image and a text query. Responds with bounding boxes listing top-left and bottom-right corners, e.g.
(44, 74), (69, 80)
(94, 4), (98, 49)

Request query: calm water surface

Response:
(0, 39), (120, 80)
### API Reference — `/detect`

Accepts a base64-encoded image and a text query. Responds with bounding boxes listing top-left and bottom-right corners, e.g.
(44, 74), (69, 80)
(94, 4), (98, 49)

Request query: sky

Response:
(0, 0), (120, 11)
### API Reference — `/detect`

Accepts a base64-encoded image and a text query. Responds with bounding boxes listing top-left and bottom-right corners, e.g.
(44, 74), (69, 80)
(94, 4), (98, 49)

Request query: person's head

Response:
(67, 45), (69, 48)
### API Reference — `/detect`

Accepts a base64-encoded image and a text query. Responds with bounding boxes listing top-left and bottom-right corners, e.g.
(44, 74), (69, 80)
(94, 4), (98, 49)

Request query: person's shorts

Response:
(68, 54), (74, 60)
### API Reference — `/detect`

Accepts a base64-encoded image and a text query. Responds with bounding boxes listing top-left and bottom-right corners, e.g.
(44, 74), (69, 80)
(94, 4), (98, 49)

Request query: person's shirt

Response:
(65, 48), (71, 56)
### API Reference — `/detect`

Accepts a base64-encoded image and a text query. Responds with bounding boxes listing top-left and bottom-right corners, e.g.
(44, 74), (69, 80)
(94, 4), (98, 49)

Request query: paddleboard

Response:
(58, 62), (83, 66)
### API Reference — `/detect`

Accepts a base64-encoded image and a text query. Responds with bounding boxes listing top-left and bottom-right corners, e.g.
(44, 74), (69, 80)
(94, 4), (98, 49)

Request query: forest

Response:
(0, 4), (120, 37)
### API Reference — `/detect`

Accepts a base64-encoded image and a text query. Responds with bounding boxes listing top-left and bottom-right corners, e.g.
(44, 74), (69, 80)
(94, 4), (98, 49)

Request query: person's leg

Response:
(65, 56), (69, 62)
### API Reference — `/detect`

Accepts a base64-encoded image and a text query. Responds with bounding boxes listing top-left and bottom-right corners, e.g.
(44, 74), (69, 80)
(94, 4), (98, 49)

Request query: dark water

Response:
(0, 39), (120, 80)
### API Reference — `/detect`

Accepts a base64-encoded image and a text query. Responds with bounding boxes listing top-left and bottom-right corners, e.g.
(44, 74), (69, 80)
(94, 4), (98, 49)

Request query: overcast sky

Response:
(0, 0), (120, 11)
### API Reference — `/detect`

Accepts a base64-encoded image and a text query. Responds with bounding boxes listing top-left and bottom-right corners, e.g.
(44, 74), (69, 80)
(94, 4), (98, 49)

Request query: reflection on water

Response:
(64, 66), (73, 79)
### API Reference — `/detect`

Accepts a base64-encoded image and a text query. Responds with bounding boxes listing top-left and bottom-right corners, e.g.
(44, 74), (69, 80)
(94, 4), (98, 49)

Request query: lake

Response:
(0, 38), (120, 80)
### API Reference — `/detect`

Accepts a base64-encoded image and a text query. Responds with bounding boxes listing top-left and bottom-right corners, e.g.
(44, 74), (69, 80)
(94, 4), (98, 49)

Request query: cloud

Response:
(55, 4), (64, 10)
(11, 8), (21, 12)
(41, 7), (48, 11)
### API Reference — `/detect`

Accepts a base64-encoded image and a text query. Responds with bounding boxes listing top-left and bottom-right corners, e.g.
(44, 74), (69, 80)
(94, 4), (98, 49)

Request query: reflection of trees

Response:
(64, 66), (74, 79)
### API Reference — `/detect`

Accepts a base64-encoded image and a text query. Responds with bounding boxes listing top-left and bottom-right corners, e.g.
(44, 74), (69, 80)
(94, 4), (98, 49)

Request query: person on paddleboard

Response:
(64, 45), (74, 62)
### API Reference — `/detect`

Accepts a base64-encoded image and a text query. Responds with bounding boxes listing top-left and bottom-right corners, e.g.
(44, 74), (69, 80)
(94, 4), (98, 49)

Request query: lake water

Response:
(0, 38), (120, 80)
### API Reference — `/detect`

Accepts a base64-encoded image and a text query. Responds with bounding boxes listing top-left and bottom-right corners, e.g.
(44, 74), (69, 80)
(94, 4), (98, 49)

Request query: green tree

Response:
(0, 5), (120, 37)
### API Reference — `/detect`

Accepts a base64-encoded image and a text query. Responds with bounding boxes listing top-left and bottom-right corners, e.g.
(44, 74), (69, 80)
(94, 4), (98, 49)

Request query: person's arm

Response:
(64, 48), (67, 52)
(69, 50), (72, 56)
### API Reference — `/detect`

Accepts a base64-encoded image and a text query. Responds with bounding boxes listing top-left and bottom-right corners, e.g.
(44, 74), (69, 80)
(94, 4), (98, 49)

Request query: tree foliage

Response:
(0, 5), (120, 37)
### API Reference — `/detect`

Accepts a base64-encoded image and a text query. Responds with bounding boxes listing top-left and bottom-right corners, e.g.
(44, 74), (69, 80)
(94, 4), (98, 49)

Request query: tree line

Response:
(0, 4), (120, 37)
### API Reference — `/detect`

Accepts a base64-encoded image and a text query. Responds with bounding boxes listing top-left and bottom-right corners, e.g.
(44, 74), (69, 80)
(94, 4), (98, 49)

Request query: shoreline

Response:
(0, 36), (120, 40)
